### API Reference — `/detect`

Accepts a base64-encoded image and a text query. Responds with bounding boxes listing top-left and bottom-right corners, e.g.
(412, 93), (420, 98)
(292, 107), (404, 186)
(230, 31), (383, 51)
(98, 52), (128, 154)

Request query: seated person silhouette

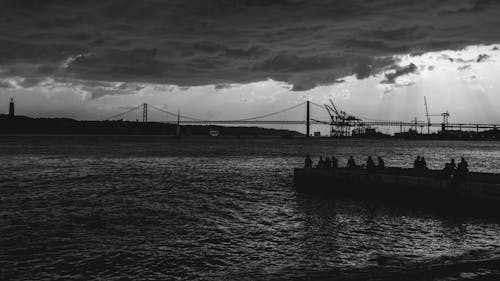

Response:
(324, 157), (332, 169)
(420, 157), (427, 170)
(377, 157), (385, 169)
(331, 157), (338, 169)
(304, 155), (313, 168)
(413, 156), (421, 169)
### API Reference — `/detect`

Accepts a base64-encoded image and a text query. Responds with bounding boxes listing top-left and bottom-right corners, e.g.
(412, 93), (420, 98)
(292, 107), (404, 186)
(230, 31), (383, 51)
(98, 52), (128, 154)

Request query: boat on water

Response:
(294, 167), (500, 213)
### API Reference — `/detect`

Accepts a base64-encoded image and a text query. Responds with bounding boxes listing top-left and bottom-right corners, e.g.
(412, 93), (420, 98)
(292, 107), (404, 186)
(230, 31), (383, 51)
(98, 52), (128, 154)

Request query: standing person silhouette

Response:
(366, 156), (375, 170)
(317, 156), (324, 169)
(347, 156), (356, 168)
(457, 157), (469, 179)
(324, 157), (332, 169)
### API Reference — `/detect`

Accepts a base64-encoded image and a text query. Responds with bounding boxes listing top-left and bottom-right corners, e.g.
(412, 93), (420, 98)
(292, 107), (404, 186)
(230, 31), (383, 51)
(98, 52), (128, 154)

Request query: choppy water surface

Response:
(2, 136), (500, 280)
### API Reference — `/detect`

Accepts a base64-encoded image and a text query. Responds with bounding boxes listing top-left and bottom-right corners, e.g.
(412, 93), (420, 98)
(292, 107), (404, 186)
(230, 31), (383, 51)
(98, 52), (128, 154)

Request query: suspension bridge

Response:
(104, 100), (500, 136)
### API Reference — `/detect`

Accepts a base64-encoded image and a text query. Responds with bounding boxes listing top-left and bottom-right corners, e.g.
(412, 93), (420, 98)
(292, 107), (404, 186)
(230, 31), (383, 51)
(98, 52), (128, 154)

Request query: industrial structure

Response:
(8, 98), (14, 117)
(3, 97), (499, 137)
(321, 99), (364, 137)
(101, 97), (500, 138)
(424, 96), (450, 134)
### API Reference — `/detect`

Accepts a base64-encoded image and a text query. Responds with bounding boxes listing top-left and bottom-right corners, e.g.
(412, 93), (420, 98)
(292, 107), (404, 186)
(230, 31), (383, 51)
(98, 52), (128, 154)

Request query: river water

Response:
(2, 136), (500, 280)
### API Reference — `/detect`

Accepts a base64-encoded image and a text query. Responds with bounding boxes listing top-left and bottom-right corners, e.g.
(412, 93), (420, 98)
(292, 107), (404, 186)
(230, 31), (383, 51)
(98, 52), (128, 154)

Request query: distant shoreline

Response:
(0, 114), (303, 137)
(0, 133), (305, 138)
(2, 134), (500, 143)
(2, 114), (500, 140)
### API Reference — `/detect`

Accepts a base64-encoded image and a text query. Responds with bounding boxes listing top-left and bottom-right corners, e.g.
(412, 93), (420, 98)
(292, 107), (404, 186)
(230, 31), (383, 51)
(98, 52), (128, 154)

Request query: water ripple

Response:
(2, 136), (500, 280)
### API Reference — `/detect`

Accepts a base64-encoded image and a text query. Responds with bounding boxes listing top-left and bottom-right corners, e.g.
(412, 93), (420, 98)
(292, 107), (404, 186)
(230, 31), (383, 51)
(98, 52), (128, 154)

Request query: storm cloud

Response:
(382, 63), (418, 84)
(1, 0), (500, 92)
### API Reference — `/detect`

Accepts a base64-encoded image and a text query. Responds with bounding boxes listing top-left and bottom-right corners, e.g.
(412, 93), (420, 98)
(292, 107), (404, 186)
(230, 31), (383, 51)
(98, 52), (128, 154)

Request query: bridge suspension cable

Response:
(104, 102), (308, 123)
(148, 104), (203, 121)
(231, 101), (307, 121)
(104, 105), (142, 120)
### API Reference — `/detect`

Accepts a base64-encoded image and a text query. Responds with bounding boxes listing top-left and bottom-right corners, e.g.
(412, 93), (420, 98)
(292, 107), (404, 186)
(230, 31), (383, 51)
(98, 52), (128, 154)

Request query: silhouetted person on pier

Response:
(458, 158), (468, 171)
(347, 156), (356, 168)
(331, 157), (338, 169)
(450, 159), (456, 170)
(316, 156), (324, 169)
(366, 156), (375, 170)
(304, 155), (313, 168)
(420, 157), (427, 170)
(413, 156), (421, 169)
(457, 157), (469, 179)
(444, 159), (457, 178)
(324, 157), (332, 169)
(377, 157), (385, 169)
(444, 163), (451, 173)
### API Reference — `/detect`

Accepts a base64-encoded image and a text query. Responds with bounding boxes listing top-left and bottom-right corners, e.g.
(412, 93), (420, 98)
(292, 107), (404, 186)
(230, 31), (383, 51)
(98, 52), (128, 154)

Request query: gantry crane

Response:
(323, 99), (364, 137)
(424, 96), (450, 133)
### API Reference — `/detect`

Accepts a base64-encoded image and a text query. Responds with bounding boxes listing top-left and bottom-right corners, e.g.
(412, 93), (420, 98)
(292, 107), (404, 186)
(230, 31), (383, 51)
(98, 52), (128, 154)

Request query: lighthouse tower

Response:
(8, 98), (14, 117)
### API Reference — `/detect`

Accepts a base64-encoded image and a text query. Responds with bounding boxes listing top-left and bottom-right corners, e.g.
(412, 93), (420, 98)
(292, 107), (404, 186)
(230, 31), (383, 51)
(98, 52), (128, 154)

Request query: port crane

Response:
(424, 96), (450, 133)
(321, 99), (364, 137)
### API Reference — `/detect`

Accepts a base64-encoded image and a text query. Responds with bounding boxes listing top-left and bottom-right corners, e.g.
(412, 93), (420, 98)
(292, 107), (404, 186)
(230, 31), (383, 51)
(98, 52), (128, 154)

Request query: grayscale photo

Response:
(2, 1), (500, 280)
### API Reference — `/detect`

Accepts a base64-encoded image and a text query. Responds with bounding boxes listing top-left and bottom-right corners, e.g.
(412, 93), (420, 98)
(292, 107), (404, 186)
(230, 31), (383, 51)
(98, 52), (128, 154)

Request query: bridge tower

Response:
(306, 100), (310, 137)
(9, 98), (14, 117)
(142, 103), (148, 122)
(440, 111), (450, 133)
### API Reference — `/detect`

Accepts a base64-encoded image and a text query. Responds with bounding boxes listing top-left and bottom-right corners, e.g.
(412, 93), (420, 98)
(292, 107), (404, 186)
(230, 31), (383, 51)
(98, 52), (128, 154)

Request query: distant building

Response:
(352, 128), (391, 138)
(8, 98), (14, 117)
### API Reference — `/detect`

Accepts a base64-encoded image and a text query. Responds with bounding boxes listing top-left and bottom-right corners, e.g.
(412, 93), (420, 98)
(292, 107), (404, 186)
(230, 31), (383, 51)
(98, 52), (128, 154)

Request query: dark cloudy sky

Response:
(1, 0), (500, 129)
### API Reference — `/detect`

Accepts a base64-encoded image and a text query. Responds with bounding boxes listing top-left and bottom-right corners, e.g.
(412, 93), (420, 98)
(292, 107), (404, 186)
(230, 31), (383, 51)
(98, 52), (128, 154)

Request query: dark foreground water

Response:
(2, 136), (500, 280)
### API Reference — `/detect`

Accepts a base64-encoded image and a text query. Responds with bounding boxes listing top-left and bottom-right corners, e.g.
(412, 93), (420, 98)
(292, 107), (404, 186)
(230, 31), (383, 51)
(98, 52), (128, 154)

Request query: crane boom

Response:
(424, 96), (430, 124)
(323, 98), (363, 136)
(424, 96), (431, 134)
(423, 97), (451, 134)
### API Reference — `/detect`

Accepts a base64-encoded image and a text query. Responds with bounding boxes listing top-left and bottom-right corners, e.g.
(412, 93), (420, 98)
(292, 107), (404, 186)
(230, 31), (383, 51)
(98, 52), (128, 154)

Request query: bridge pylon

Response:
(142, 103), (148, 122)
(306, 100), (310, 137)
